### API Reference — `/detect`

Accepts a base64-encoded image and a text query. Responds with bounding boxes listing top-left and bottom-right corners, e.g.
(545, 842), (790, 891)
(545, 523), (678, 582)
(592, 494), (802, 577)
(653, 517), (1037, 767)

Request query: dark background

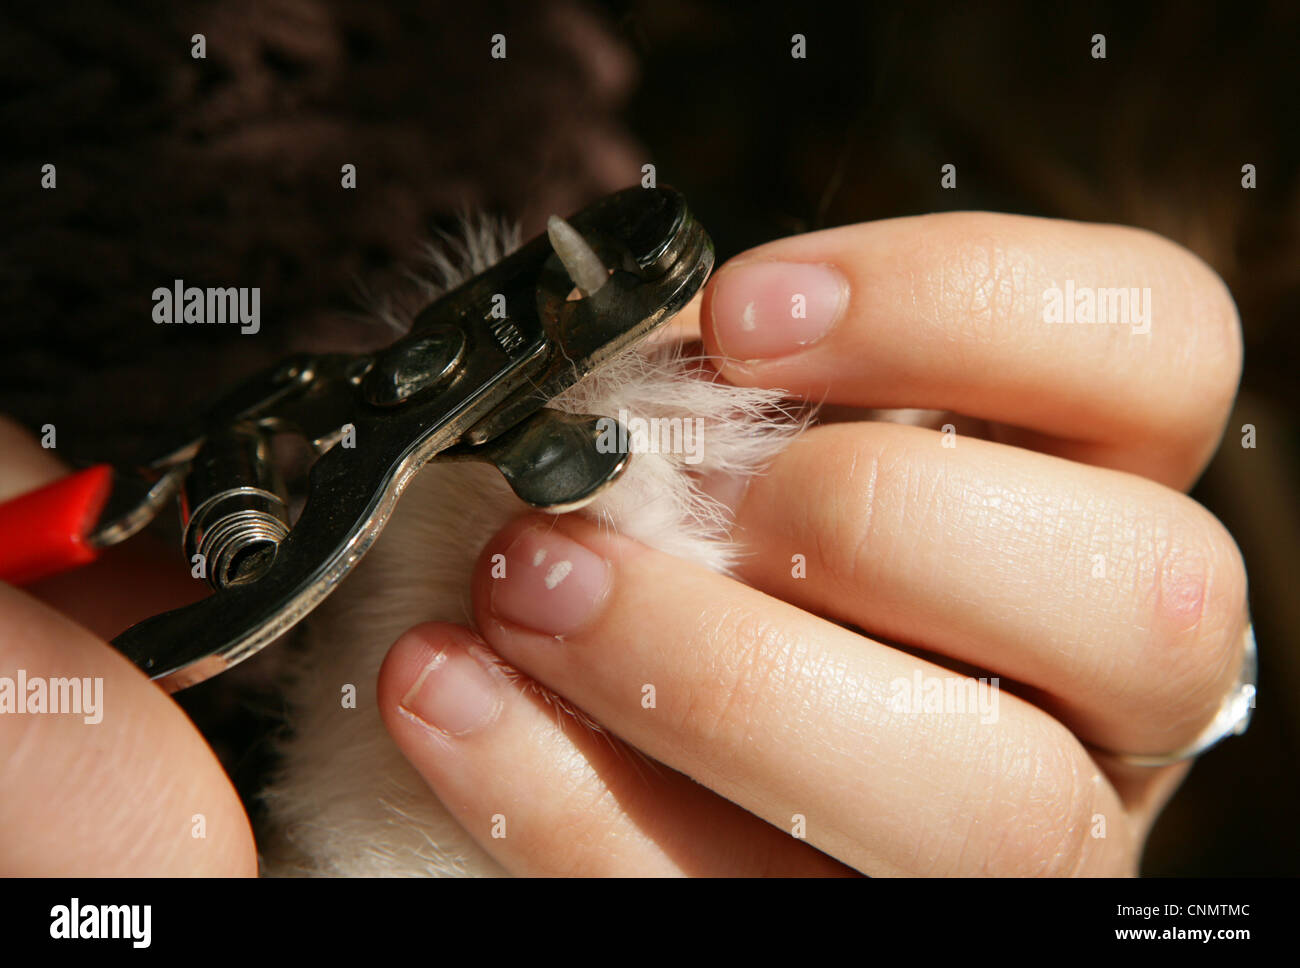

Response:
(2, 0), (1296, 874)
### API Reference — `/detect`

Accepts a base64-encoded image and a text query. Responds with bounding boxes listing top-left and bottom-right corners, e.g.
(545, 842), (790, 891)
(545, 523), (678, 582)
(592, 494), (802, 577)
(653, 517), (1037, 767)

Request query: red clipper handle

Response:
(0, 464), (114, 586)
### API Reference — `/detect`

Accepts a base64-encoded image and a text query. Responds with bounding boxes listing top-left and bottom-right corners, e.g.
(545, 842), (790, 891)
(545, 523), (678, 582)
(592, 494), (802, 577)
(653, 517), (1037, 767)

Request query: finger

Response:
(470, 515), (1139, 875)
(0, 583), (256, 875)
(378, 622), (850, 876)
(700, 212), (1242, 488)
(0, 415), (66, 500)
(729, 421), (1250, 757)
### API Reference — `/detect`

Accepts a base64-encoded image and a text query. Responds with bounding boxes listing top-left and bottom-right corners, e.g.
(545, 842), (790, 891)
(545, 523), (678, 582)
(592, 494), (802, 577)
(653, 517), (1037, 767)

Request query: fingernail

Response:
(490, 525), (611, 636)
(400, 636), (503, 735)
(709, 261), (848, 360)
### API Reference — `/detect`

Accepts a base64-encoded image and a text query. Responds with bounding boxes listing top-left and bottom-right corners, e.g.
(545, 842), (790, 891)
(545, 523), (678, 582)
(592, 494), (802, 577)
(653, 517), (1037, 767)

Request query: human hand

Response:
(0, 418), (256, 876)
(377, 213), (1250, 875)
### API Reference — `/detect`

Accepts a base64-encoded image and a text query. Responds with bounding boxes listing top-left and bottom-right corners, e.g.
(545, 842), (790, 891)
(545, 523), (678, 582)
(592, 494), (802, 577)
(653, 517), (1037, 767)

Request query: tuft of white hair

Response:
(258, 216), (806, 877)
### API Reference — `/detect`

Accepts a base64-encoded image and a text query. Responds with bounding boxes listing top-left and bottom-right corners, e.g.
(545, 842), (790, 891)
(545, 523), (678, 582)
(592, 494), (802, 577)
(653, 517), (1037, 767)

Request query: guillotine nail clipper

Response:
(0, 187), (713, 691)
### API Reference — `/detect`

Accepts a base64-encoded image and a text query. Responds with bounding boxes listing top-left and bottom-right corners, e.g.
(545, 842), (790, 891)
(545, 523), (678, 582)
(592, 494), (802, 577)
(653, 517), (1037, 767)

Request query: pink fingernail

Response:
(490, 526), (611, 636)
(399, 636), (503, 735)
(709, 261), (848, 360)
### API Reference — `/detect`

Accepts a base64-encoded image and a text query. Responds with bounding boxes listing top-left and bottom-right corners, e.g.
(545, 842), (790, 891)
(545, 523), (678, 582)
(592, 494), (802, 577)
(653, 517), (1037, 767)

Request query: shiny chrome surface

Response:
(110, 187), (714, 691)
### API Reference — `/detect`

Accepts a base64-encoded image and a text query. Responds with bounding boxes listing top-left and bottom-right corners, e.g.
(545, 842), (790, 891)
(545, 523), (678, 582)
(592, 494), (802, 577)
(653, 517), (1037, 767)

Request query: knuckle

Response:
(1129, 497), (1248, 725)
(675, 606), (789, 754)
(921, 220), (1033, 346)
(520, 749), (650, 877)
(981, 726), (1102, 875)
(540, 786), (621, 876)
(800, 428), (919, 594)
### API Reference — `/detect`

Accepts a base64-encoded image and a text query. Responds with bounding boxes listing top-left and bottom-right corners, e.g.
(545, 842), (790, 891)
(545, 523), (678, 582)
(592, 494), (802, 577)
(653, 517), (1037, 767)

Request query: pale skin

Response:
(0, 213), (1248, 875)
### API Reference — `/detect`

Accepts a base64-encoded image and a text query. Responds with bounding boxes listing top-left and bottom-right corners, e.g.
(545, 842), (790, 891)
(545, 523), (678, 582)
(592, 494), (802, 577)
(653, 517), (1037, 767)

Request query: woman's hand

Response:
(379, 212), (1250, 875)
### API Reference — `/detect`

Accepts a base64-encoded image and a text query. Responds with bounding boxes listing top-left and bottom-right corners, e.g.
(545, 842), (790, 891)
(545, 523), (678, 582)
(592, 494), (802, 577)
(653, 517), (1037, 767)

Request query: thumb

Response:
(0, 583), (257, 875)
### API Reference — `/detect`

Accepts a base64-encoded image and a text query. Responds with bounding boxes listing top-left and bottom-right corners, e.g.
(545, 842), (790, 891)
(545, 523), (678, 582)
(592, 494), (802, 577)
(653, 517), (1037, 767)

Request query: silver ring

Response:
(1091, 624), (1258, 768)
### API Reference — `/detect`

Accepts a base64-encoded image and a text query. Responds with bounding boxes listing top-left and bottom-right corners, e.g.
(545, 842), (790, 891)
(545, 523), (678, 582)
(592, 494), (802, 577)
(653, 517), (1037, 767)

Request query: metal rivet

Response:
(362, 324), (466, 407)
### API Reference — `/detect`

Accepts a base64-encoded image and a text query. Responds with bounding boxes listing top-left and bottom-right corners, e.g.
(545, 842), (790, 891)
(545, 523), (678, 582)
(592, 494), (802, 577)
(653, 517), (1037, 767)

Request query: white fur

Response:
(258, 221), (805, 876)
